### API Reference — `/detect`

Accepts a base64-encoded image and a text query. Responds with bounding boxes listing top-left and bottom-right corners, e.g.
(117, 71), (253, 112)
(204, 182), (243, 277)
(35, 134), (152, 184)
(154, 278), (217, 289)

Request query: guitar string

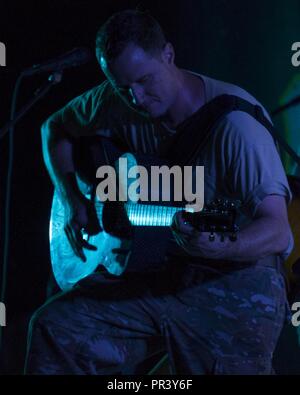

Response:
(93, 204), (180, 226)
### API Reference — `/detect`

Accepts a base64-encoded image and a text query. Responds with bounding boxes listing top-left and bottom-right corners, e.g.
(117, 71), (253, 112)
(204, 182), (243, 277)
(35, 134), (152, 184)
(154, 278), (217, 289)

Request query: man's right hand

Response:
(63, 194), (100, 262)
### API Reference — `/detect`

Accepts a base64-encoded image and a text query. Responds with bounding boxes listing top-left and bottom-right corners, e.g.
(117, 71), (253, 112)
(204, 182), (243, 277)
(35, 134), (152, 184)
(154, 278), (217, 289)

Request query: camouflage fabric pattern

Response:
(25, 258), (289, 375)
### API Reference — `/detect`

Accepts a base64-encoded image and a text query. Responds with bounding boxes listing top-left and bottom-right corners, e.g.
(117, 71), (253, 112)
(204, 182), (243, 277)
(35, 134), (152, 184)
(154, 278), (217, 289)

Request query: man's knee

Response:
(26, 298), (137, 374)
(28, 297), (64, 335)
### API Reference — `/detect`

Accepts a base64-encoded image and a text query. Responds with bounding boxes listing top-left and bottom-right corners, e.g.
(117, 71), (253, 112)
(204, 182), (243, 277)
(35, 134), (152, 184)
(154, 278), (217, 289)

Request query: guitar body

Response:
(50, 138), (174, 290)
(50, 189), (132, 291)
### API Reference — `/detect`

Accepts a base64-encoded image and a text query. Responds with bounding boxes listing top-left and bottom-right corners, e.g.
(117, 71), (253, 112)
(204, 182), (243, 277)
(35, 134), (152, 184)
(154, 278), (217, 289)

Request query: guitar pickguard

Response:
(50, 190), (132, 291)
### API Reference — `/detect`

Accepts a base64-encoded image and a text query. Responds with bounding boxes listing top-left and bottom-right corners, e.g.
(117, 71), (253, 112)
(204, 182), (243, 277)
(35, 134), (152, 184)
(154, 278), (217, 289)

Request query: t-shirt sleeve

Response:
(222, 111), (292, 218)
(45, 80), (123, 141)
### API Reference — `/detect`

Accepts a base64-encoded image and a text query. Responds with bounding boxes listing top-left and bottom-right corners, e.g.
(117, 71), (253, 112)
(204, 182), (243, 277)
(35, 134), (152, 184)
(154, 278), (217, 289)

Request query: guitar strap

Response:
(167, 94), (300, 168)
(166, 94), (297, 285)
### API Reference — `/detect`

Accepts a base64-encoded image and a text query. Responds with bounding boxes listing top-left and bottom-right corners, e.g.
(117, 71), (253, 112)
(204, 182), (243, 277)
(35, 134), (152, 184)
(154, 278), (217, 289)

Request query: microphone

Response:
(22, 47), (92, 76)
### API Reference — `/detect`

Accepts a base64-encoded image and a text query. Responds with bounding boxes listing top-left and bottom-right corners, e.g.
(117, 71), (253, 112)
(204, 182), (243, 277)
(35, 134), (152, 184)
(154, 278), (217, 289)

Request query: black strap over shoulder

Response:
(167, 94), (300, 167)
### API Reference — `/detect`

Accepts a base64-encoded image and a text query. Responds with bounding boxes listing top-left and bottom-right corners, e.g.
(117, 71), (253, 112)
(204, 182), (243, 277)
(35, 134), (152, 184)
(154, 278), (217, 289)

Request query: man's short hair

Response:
(95, 9), (167, 64)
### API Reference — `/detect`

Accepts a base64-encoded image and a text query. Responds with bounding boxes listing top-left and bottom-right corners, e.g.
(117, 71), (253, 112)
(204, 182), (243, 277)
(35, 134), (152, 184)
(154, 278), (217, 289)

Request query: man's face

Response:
(100, 43), (178, 118)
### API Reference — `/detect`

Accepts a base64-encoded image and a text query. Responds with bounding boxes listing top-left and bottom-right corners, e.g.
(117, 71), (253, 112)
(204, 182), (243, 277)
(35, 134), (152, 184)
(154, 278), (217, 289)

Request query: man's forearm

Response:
(41, 120), (82, 202)
(225, 216), (291, 261)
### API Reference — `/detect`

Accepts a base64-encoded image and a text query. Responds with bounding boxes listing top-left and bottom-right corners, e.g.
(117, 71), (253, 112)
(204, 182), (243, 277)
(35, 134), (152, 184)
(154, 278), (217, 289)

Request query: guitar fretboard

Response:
(126, 203), (180, 226)
(95, 202), (182, 227)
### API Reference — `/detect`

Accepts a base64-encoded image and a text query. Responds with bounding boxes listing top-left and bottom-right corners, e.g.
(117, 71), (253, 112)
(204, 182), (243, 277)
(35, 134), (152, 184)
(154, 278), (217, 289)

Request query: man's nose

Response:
(129, 86), (145, 107)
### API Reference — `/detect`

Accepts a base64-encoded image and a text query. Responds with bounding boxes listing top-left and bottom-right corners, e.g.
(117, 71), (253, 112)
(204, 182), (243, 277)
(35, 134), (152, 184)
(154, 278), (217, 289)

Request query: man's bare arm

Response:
(41, 119), (81, 202)
(41, 119), (98, 260)
(172, 195), (291, 261)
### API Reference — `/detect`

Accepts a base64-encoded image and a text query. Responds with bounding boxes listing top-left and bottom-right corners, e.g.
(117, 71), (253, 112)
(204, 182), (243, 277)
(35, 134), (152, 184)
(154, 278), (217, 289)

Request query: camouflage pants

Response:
(25, 256), (289, 375)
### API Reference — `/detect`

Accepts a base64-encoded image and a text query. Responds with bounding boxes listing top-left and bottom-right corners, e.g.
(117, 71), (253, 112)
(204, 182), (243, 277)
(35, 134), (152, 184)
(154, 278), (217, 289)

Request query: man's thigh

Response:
(164, 262), (289, 374)
(26, 271), (169, 374)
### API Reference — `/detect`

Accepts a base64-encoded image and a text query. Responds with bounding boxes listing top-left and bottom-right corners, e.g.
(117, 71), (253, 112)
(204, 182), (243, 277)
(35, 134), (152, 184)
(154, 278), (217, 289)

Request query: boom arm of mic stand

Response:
(0, 71), (63, 139)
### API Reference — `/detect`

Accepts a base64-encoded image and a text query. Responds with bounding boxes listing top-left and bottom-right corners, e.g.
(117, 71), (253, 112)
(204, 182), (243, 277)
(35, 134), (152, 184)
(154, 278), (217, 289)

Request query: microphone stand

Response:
(0, 71), (63, 139)
(0, 70), (63, 353)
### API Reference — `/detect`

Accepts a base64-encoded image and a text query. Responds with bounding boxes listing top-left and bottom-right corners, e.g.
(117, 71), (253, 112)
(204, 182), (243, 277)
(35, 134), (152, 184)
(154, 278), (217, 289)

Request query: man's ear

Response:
(162, 42), (175, 64)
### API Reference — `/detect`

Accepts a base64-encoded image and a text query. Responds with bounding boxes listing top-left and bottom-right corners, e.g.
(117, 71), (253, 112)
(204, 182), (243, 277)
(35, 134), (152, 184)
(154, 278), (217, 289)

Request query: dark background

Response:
(0, 0), (300, 374)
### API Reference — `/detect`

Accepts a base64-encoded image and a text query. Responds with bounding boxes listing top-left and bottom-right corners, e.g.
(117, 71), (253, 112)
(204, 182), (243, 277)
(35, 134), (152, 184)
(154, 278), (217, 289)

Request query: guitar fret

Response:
(167, 207), (172, 226)
(137, 204), (140, 225)
(144, 205), (148, 226)
(158, 205), (162, 226)
(150, 205), (154, 226)
(129, 204), (135, 225)
(148, 205), (151, 226)
(125, 203), (187, 227)
(139, 204), (143, 226)
(159, 206), (163, 227)
(138, 204), (142, 226)
(145, 205), (149, 226)
(141, 204), (145, 226)
(160, 207), (164, 227)
(169, 207), (173, 225)
(142, 204), (145, 225)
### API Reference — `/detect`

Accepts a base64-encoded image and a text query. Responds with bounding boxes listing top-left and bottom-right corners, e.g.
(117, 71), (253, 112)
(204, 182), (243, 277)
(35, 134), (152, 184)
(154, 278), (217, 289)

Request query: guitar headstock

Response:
(183, 198), (241, 241)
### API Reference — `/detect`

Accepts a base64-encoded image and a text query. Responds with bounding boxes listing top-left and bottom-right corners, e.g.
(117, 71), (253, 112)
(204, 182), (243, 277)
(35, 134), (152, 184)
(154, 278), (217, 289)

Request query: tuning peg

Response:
(229, 233), (237, 242)
(209, 232), (215, 242)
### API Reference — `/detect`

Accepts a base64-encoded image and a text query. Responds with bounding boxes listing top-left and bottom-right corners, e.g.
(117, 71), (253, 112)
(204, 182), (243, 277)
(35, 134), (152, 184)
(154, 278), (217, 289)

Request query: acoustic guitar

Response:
(49, 146), (239, 291)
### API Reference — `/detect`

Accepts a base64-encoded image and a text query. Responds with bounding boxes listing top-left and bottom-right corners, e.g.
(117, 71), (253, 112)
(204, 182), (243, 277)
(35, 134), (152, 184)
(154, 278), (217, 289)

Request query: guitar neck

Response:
(94, 201), (237, 231)
(125, 203), (181, 227)
(95, 202), (181, 227)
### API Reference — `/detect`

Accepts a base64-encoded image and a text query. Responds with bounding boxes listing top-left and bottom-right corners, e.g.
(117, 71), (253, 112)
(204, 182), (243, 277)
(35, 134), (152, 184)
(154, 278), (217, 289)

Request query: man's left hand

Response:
(171, 211), (233, 260)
